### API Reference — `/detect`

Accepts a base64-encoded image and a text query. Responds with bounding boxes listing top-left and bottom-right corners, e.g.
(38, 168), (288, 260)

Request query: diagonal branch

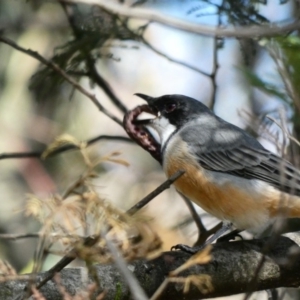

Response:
(0, 35), (123, 127)
(60, 2), (128, 114)
(104, 234), (149, 300)
(87, 62), (128, 113)
(127, 170), (184, 215)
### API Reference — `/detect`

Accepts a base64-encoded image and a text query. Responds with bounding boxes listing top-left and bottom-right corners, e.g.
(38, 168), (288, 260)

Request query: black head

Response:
(135, 93), (212, 128)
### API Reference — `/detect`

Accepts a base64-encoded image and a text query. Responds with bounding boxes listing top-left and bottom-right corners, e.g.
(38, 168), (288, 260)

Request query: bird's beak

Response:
(133, 93), (160, 125)
(134, 93), (155, 105)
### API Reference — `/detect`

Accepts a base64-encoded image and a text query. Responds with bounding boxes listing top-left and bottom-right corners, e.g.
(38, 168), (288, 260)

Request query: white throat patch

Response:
(149, 116), (176, 147)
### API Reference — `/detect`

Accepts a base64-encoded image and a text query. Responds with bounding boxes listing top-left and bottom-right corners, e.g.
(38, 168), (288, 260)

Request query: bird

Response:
(133, 93), (300, 253)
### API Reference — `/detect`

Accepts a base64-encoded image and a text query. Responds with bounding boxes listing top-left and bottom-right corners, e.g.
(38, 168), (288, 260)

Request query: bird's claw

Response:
(171, 244), (201, 254)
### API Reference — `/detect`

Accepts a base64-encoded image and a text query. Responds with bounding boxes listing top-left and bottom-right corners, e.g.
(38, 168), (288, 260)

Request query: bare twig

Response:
(104, 234), (149, 300)
(0, 233), (41, 240)
(87, 63), (128, 113)
(127, 170), (185, 215)
(209, 0), (222, 110)
(61, 0), (300, 38)
(0, 233), (84, 240)
(267, 43), (300, 115)
(141, 37), (211, 77)
(209, 35), (219, 110)
(0, 135), (133, 160)
(0, 35), (123, 127)
(0, 151), (41, 160)
(266, 115), (300, 148)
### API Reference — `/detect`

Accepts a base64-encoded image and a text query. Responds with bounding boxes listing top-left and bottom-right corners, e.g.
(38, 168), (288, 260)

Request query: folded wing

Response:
(182, 122), (300, 196)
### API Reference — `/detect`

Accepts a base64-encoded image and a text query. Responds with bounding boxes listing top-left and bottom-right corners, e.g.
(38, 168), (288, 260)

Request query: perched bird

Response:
(134, 93), (300, 252)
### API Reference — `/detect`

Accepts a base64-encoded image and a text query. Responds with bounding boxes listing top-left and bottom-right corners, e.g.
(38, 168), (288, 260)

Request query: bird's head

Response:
(134, 93), (212, 146)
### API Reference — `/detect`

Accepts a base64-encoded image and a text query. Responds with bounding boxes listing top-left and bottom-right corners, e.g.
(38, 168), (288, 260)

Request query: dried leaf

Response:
(93, 151), (129, 167)
(41, 134), (82, 159)
(183, 274), (213, 294)
(170, 245), (212, 276)
(25, 194), (43, 218)
(105, 157), (130, 167)
(0, 260), (17, 276)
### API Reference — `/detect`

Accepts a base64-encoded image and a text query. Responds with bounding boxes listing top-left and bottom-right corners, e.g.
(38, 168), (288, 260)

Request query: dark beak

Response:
(134, 93), (155, 105)
(133, 118), (154, 125)
(133, 93), (159, 125)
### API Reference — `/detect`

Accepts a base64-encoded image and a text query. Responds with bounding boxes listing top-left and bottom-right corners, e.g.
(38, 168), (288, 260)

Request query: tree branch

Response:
(61, 0), (300, 38)
(0, 135), (132, 160)
(0, 35), (123, 127)
(60, 2), (128, 114)
(127, 170), (184, 215)
(2, 233), (300, 300)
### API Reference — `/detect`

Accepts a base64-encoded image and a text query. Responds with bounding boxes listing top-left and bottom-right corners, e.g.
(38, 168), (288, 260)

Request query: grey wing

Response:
(182, 122), (300, 196)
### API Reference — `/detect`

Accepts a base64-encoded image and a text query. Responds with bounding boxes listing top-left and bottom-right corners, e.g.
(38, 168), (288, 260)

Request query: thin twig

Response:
(0, 35), (123, 127)
(141, 37), (211, 77)
(0, 233), (84, 240)
(0, 233), (41, 240)
(87, 62), (128, 114)
(266, 115), (300, 148)
(150, 278), (169, 300)
(209, 1), (222, 110)
(209, 35), (219, 110)
(0, 135), (133, 160)
(61, 0), (300, 38)
(0, 151), (41, 160)
(267, 43), (300, 115)
(104, 234), (149, 300)
(127, 170), (185, 215)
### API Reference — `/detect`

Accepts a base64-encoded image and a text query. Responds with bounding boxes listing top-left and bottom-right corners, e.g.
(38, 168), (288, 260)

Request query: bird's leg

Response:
(179, 194), (211, 243)
(171, 221), (234, 254)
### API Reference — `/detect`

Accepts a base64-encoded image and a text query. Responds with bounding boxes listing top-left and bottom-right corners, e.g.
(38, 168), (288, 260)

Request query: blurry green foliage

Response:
(278, 36), (300, 130)
(241, 66), (288, 101)
(279, 36), (300, 104)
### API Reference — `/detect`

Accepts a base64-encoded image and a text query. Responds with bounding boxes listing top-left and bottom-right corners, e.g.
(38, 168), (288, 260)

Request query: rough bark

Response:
(2, 233), (300, 300)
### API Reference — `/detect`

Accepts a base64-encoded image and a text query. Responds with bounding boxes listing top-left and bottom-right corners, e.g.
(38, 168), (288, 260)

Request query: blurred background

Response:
(0, 0), (300, 298)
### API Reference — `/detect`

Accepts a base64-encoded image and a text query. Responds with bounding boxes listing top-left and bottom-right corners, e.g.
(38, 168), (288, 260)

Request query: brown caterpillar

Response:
(123, 105), (162, 163)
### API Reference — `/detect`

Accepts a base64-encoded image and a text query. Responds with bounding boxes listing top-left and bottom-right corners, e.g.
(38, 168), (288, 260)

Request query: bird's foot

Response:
(171, 222), (235, 254)
(171, 244), (204, 254)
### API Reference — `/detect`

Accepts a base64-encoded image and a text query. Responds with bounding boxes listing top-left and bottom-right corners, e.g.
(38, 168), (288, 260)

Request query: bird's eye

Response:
(165, 103), (177, 113)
